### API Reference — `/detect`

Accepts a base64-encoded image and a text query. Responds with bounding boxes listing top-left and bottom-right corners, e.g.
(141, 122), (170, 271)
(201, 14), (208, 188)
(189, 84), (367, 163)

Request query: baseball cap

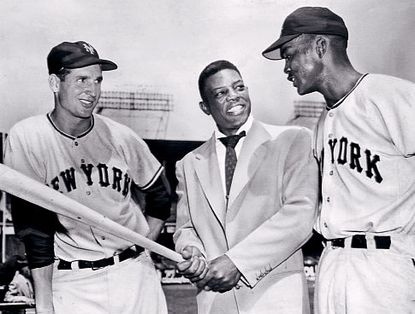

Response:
(262, 7), (348, 60)
(47, 41), (117, 74)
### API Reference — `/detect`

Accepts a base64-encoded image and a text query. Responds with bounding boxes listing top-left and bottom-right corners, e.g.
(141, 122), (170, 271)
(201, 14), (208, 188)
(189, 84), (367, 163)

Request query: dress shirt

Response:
(215, 115), (253, 196)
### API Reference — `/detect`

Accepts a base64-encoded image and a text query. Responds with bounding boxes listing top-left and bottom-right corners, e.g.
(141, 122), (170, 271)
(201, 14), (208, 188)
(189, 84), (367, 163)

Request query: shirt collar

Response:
(214, 115), (253, 140)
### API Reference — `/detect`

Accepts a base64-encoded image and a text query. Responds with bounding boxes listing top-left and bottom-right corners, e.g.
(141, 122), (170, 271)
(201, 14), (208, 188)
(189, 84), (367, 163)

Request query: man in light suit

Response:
(174, 60), (319, 314)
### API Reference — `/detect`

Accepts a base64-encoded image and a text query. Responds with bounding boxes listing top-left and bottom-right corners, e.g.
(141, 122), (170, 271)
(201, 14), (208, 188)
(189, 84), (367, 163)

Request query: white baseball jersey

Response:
(313, 74), (415, 314)
(5, 113), (163, 261)
(314, 73), (415, 256)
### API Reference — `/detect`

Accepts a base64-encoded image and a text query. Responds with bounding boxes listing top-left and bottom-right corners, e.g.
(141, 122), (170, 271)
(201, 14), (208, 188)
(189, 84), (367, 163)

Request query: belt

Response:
(57, 246), (144, 270)
(329, 235), (391, 249)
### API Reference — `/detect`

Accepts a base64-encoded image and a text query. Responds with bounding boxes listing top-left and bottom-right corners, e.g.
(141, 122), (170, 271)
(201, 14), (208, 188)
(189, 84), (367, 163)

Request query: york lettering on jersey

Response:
(49, 163), (131, 195)
(328, 136), (383, 183)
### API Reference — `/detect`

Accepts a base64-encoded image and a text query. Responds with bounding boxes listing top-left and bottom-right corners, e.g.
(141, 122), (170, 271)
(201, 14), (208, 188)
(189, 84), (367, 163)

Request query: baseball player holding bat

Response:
(4, 41), (170, 314)
(263, 6), (415, 314)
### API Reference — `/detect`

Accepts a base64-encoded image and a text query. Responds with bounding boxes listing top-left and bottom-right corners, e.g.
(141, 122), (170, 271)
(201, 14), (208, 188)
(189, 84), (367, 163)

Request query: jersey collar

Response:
(47, 112), (95, 140)
(327, 73), (368, 111)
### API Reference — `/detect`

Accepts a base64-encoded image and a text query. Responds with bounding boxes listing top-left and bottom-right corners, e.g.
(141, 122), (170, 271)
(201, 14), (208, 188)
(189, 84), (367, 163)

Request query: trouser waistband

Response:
(57, 245), (144, 270)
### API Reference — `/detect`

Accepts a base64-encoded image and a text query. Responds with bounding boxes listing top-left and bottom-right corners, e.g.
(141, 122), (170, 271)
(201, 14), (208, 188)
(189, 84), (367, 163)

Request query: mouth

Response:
(226, 104), (245, 115)
(79, 98), (95, 107)
(287, 75), (297, 87)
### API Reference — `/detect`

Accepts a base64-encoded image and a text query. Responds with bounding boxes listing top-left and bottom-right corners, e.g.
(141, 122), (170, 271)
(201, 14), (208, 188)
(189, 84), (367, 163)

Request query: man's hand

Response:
(197, 254), (241, 293)
(176, 246), (208, 283)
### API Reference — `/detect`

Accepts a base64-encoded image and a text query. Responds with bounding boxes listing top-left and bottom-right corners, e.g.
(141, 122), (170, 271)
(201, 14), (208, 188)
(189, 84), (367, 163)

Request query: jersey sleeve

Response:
(123, 133), (163, 190)
(4, 125), (46, 182)
(120, 130), (170, 220)
(371, 77), (415, 156)
(4, 126), (58, 269)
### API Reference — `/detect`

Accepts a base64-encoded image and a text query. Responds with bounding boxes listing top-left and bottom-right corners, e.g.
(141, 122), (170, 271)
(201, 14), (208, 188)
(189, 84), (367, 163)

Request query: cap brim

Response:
(99, 60), (118, 71)
(262, 34), (301, 60)
(65, 56), (118, 71)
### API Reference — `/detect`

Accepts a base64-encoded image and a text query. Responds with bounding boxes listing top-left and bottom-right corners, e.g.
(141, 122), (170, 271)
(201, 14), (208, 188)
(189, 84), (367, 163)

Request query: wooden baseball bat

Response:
(0, 163), (183, 263)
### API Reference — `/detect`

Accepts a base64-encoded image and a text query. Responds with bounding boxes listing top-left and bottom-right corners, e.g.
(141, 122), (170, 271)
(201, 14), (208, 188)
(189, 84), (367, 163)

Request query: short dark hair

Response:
(198, 60), (241, 103)
(54, 68), (72, 82)
(297, 34), (348, 53)
(327, 34), (348, 50)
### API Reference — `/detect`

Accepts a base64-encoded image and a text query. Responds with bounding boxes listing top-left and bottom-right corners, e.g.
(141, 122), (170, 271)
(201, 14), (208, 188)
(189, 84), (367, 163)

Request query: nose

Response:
(284, 60), (291, 74)
(226, 88), (239, 101)
(85, 81), (98, 97)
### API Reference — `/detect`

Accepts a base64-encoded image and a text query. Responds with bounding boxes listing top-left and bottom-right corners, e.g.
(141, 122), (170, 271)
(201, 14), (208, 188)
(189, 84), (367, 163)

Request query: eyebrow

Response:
(211, 79), (244, 90)
(75, 75), (103, 81)
(211, 86), (226, 92)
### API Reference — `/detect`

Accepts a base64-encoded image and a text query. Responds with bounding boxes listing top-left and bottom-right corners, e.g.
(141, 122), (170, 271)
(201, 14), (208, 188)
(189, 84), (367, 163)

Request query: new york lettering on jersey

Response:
(47, 162), (132, 196)
(327, 136), (383, 183)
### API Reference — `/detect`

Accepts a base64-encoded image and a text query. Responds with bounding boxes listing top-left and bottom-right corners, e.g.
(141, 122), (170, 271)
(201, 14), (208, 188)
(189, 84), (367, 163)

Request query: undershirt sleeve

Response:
(10, 196), (66, 269)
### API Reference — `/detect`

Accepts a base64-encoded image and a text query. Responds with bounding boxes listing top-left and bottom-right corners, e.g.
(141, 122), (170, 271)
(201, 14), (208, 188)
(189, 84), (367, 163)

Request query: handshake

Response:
(175, 246), (242, 293)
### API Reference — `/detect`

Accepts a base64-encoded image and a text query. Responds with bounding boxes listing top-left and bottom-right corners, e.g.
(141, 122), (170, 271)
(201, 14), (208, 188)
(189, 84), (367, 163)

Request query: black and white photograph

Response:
(0, 1), (414, 313)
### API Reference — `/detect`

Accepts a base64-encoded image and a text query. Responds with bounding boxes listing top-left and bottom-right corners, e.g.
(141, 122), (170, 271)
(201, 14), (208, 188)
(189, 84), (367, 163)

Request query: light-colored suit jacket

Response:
(174, 120), (319, 313)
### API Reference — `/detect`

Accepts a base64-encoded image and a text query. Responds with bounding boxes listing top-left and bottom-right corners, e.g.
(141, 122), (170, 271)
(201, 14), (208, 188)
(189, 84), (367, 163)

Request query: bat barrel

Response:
(0, 163), (183, 263)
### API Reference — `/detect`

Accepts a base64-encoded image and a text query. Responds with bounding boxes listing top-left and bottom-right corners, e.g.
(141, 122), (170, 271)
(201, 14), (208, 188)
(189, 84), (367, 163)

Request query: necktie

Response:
(219, 131), (246, 196)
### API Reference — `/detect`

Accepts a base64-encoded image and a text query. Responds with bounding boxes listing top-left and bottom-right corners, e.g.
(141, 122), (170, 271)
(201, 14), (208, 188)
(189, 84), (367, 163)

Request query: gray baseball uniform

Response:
(314, 73), (415, 313)
(5, 113), (168, 314)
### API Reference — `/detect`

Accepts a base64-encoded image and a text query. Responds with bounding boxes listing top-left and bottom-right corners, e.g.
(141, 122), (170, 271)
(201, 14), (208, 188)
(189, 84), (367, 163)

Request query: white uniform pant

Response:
(315, 245), (415, 314)
(52, 252), (167, 314)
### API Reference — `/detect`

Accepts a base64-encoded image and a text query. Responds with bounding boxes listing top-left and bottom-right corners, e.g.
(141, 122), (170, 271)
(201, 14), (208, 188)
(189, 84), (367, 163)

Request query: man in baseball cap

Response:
(262, 6), (415, 314)
(5, 40), (170, 313)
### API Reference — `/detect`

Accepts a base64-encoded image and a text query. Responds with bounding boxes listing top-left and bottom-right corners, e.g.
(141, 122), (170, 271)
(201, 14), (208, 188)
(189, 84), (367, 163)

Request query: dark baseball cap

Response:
(262, 7), (348, 60)
(47, 41), (117, 74)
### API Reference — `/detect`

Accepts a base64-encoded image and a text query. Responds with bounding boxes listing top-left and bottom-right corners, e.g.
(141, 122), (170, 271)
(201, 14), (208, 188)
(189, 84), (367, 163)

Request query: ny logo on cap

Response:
(83, 43), (96, 55)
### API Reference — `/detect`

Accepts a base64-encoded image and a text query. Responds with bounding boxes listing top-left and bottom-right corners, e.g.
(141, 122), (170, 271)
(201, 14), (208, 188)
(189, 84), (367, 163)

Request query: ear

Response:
(48, 74), (60, 93)
(315, 36), (328, 58)
(199, 101), (211, 116)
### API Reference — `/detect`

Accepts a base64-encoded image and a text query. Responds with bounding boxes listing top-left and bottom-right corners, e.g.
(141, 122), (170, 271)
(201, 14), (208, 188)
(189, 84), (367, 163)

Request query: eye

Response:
(77, 77), (86, 83)
(235, 84), (246, 91)
(214, 90), (226, 98)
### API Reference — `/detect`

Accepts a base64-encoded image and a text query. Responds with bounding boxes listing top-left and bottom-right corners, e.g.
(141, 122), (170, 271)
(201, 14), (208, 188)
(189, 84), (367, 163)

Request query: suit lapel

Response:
(228, 120), (271, 205)
(194, 136), (227, 225)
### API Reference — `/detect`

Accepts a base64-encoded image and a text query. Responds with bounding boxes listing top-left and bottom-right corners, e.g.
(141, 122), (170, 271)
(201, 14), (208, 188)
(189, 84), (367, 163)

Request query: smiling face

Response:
(280, 35), (323, 95)
(51, 64), (103, 120)
(200, 69), (251, 135)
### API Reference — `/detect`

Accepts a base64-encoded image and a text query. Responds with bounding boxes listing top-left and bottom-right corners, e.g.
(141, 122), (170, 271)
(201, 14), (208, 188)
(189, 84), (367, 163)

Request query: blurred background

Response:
(0, 0), (414, 313)
(1, 0), (415, 139)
